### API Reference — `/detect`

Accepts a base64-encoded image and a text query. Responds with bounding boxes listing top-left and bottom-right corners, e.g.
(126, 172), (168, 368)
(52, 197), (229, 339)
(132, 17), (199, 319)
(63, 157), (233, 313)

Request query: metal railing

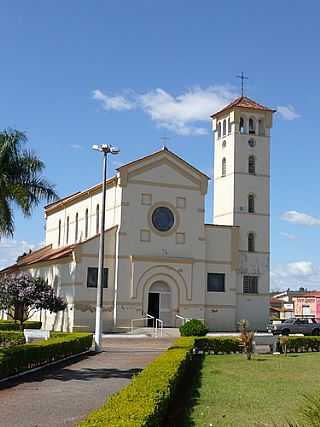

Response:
(175, 314), (190, 326)
(155, 318), (164, 337)
(131, 314), (155, 334)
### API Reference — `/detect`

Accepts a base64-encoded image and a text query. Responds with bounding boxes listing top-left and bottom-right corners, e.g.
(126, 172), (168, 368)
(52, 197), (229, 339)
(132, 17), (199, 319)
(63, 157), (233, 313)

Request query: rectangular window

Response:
(243, 276), (258, 294)
(207, 273), (225, 292)
(87, 267), (108, 288)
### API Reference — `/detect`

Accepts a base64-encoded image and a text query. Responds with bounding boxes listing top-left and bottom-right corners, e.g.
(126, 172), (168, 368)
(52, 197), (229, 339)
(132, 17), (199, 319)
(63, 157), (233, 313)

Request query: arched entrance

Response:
(147, 281), (172, 326)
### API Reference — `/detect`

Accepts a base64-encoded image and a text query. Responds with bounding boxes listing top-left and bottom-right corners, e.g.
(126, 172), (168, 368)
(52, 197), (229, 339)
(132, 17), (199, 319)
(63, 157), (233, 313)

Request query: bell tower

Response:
(211, 96), (275, 329)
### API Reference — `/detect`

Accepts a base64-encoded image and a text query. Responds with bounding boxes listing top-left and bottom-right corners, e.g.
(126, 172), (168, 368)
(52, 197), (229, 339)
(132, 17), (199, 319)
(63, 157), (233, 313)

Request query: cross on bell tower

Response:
(236, 72), (248, 96)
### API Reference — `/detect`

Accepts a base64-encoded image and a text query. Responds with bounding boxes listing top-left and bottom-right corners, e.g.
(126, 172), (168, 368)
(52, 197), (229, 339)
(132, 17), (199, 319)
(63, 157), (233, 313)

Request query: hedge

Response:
(0, 320), (42, 331)
(194, 336), (241, 354)
(0, 331), (25, 348)
(179, 319), (208, 337)
(0, 332), (93, 379)
(79, 337), (195, 427)
(277, 336), (320, 353)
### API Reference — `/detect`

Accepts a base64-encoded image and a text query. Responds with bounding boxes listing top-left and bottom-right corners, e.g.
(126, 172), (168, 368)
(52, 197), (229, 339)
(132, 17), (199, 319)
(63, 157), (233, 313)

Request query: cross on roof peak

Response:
(236, 72), (248, 97)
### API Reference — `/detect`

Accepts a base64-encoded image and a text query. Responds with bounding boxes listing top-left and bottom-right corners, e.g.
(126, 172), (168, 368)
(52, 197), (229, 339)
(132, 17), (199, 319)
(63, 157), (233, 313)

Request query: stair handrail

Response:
(175, 314), (190, 326)
(131, 313), (155, 334)
(155, 318), (164, 337)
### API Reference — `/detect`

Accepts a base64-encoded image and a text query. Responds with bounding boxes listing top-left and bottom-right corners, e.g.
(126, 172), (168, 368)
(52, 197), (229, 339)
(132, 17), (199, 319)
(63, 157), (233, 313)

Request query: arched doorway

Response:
(147, 281), (172, 326)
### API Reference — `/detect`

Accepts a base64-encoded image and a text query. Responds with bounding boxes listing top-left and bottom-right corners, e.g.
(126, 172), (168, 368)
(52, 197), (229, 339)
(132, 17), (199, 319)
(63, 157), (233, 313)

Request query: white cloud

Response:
(0, 239), (37, 270)
(280, 232), (296, 240)
(277, 105), (300, 120)
(271, 261), (320, 290)
(92, 86), (237, 136)
(92, 89), (135, 111)
(281, 210), (320, 226)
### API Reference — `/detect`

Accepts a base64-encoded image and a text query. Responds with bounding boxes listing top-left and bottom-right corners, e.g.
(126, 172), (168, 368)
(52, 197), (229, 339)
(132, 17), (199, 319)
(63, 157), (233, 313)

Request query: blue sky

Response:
(1, 1), (320, 289)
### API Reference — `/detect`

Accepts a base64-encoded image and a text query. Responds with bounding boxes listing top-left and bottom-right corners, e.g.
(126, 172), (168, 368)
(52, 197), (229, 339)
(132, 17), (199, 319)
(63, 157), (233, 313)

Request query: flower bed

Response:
(79, 337), (195, 427)
(0, 332), (93, 379)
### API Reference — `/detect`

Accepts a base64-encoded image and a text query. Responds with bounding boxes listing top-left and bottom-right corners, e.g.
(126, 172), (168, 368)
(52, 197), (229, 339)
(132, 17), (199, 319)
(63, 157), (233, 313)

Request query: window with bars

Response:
(248, 194), (255, 213)
(58, 219), (61, 246)
(248, 232), (255, 252)
(96, 204), (100, 235)
(66, 216), (69, 244)
(223, 119), (226, 136)
(87, 267), (108, 288)
(75, 213), (79, 242)
(248, 156), (256, 174)
(85, 208), (89, 239)
(217, 122), (221, 138)
(207, 273), (225, 292)
(222, 157), (226, 177)
(243, 276), (258, 294)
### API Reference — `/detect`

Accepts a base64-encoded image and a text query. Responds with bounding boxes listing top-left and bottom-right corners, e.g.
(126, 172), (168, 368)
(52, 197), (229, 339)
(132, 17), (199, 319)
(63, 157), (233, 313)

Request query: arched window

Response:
(248, 233), (255, 252)
(258, 119), (264, 136)
(248, 156), (256, 174)
(222, 157), (226, 177)
(75, 213), (79, 242)
(96, 204), (100, 235)
(248, 194), (255, 213)
(58, 219), (61, 246)
(66, 216), (69, 244)
(217, 122), (221, 138)
(85, 208), (89, 239)
(228, 118), (231, 134)
(239, 117), (245, 134)
(249, 118), (256, 134)
(223, 119), (226, 136)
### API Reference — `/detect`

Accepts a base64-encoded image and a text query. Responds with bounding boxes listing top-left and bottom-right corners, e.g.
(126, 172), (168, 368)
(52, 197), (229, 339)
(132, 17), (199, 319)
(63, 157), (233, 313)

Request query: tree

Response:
(0, 129), (58, 237)
(0, 272), (67, 329)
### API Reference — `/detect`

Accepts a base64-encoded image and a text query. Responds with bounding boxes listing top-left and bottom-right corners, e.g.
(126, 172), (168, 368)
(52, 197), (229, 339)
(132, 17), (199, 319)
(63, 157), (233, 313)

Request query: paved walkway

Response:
(0, 337), (175, 427)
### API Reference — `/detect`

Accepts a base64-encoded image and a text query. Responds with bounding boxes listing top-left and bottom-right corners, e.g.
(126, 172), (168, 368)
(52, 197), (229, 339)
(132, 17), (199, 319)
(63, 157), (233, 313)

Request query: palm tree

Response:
(0, 129), (58, 237)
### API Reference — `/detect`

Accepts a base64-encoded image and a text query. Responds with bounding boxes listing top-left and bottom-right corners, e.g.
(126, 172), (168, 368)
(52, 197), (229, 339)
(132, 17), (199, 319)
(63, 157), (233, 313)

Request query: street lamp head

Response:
(92, 144), (120, 154)
(110, 146), (120, 155)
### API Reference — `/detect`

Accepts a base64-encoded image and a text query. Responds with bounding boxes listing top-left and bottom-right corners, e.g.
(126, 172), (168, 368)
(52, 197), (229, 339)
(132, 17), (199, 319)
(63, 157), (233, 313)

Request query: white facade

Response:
(3, 96), (273, 332)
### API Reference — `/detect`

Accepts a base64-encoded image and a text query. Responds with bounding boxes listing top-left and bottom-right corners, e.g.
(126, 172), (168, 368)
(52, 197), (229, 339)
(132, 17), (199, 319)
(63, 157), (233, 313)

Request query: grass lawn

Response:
(187, 353), (320, 427)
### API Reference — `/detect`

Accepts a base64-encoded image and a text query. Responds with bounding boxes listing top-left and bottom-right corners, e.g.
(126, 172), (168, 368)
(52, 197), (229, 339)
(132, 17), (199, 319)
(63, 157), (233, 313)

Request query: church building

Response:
(1, 96), (274, 332)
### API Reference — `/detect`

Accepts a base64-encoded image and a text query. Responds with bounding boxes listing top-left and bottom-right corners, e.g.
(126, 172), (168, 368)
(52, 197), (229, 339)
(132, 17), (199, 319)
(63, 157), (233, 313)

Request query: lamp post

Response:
(92, 144), (120, 352)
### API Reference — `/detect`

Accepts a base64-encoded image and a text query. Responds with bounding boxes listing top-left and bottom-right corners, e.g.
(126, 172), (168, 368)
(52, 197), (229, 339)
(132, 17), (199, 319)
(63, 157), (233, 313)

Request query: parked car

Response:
(270, 318), (320, 336)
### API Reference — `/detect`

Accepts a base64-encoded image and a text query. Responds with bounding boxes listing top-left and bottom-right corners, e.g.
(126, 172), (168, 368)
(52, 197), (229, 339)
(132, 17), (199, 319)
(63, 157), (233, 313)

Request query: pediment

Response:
(118, 150), (208, 194)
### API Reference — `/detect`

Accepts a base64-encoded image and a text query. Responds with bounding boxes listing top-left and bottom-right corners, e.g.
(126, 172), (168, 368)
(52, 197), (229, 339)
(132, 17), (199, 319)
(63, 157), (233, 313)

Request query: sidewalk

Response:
(0, 337), (174, 427)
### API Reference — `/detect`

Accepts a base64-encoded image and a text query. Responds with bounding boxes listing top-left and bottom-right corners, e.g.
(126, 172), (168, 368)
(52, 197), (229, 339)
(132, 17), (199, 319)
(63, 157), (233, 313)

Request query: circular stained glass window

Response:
(152, 206), (175, 232)
(248, 139), (256, 148)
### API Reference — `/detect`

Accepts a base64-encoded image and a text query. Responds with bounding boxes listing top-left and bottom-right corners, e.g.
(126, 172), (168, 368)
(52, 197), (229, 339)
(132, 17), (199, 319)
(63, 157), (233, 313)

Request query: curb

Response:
(0, 349), (92, 385)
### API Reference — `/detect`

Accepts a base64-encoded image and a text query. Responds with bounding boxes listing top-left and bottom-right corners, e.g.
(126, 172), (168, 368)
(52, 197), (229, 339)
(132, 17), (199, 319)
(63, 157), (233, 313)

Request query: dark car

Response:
(270, 318), (320, 336)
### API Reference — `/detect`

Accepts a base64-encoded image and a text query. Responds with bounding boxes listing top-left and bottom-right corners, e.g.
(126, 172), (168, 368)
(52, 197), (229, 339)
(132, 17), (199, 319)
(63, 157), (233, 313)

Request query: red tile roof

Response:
(0, 244), (76, 274)
(211, 96), (276, 118)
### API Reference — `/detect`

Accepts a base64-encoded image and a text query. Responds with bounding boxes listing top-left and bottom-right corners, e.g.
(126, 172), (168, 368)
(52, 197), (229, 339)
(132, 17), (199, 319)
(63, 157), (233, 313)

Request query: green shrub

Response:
(79, 337), (195, 427)
(0, 331), (25, 348)
(276, 336), (320, 353)
(0, 332), (92, 379)
(0, 320), (42, 331)
(179, 319), (208, 337)
(195, 336), (241, 354)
